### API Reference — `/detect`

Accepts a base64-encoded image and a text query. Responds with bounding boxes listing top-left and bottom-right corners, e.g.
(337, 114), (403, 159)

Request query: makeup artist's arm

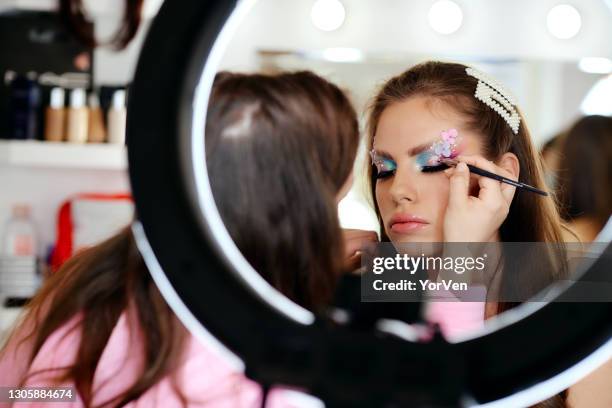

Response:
(443, 154), (519, 243)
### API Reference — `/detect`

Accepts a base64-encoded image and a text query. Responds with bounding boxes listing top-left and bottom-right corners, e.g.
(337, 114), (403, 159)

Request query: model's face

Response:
(373, 96), (484, 243)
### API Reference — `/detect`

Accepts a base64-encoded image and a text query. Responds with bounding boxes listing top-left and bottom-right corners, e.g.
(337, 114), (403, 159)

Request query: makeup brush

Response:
(440, 159), (548, 196)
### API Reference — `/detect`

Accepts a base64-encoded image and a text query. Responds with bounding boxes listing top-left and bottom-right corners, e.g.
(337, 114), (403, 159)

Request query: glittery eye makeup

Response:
(371, 128), (463, 179)
(370, 150), (397, 180)
(415, 128), (462, 173)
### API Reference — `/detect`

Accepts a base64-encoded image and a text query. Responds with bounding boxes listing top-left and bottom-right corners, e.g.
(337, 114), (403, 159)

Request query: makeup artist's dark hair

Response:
(365, 60), (569, 408)
(59, 0), (144, 49)
(556, 115), (612, 230)
(2, 71), (358, 406)
(206, 71), (360, 309)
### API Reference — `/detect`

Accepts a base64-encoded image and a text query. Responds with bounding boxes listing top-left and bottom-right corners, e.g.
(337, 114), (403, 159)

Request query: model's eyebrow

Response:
(409, 141), (433, 156)
(372, 138), (436, 159)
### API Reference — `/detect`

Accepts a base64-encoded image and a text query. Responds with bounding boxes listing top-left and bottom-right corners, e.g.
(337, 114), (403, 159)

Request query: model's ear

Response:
(497, 152), (520, 180)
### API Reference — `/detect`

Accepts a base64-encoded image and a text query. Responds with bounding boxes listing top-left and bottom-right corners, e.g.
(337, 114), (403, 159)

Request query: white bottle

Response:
(107, 90), (127, 145)
(1, 205), (40, 299)
(1, 205), (37, 257)
(66, 88), (89, 143)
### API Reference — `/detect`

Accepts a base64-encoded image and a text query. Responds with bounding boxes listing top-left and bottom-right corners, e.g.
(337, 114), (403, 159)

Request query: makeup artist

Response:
(0, 70), (359, 407)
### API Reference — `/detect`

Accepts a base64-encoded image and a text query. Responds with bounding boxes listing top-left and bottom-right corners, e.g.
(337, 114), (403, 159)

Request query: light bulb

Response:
(547, 4), (582, 39)
(311, 0), (346, 32)
(428, 0), (463, 35)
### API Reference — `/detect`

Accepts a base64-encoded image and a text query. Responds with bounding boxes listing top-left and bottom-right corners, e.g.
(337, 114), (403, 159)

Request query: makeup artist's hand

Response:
(342, 229), (379, 271)
(443, 155), (517, 242)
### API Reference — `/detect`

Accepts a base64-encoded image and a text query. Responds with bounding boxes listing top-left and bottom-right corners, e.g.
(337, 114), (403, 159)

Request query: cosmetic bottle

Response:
(44, 87), (66, 142)
(107, 90), (127, 145)
(8, 72), (41, 140)
(1, 205), (36, 258)
(87, 92), (106, 143)
(66, 88), (89, 143)
(0, 205), (40, 300)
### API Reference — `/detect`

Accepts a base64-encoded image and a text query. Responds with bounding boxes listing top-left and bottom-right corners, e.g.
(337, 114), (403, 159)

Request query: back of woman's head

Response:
(206, 71), (360, 309)
(557, 115), (612, 227)
(2, 71), (357, 407)
(366, 61), (564, 244)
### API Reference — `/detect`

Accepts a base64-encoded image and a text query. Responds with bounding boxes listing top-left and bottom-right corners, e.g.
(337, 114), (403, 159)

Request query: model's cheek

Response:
(421, 175), (451, 240)
(375, 184), (391, 219)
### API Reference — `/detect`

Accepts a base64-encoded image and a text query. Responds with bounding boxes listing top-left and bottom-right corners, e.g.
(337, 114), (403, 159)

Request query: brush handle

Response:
(465, 164), (549, 196)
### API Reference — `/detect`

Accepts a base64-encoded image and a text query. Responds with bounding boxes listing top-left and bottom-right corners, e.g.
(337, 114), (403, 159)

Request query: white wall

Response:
(218, 0), (612, 142)
(219, 0), (612, 70)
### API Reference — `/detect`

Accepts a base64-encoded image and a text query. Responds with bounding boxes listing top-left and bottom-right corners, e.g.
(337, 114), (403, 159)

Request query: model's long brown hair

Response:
(1, 71), (359, 406)
(206, 71), (360, 309)
(365, 61), (569, 407)
(556, 115), (612, 229)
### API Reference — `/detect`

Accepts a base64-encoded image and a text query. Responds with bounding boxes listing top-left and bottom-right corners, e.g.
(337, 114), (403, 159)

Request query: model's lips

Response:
(389, 213), (429, 234)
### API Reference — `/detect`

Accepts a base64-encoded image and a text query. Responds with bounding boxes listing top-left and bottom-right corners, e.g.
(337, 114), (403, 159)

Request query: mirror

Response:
(199, 0), (612, 338)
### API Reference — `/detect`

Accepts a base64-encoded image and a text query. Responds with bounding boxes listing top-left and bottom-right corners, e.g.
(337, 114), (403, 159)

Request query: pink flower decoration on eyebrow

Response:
(430, 128), (461, 160)
(441, 128), (458, 142)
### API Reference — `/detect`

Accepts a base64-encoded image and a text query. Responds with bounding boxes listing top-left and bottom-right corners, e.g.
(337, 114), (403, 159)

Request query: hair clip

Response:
(465, 67), (520, 135)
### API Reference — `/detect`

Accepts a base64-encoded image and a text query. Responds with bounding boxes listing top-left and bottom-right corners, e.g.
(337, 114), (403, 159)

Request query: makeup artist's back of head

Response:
(1, 71), (359, 406)
(556, 115), (612, 242)
(206, 71), (359, 310)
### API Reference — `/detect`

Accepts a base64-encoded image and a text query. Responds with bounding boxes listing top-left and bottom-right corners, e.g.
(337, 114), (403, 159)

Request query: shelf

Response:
(0, 140), (127, 171)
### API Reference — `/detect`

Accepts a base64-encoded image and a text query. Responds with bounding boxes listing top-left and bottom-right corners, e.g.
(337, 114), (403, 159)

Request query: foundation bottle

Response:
(44, 87), (66, 142)
(87, 93), (106, 143)
(66, 88), (89, 144)
(107, 90), (127, 145)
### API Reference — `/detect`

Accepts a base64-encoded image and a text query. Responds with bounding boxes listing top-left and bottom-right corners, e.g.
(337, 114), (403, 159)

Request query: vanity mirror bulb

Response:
(547, 4), (582, 39)
(428, 0), (463, 35)
(311, 0), (346, 32)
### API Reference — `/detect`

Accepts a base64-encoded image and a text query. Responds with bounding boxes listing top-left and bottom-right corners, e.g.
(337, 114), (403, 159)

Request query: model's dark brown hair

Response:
(365, 60), (569, 408)
(59, 0), (144, 49)
(556, 115), (612, 229)
(1, 70), (358, 406)
(206, 71), (360, 309)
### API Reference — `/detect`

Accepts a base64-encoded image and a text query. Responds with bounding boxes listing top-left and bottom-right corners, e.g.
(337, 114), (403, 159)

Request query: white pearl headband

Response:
(465, 67), (521, 135)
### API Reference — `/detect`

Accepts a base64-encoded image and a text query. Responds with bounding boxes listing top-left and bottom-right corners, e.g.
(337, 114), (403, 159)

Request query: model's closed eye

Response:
(370, 151), (397, 180)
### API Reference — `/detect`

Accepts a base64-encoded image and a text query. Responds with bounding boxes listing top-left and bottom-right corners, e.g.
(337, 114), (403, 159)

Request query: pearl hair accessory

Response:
(465, 67), (521, 134)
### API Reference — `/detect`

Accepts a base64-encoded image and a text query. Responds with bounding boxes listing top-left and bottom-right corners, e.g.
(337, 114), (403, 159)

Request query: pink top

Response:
(0, 312), (312, 408)
(0, 297), (483, 407)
